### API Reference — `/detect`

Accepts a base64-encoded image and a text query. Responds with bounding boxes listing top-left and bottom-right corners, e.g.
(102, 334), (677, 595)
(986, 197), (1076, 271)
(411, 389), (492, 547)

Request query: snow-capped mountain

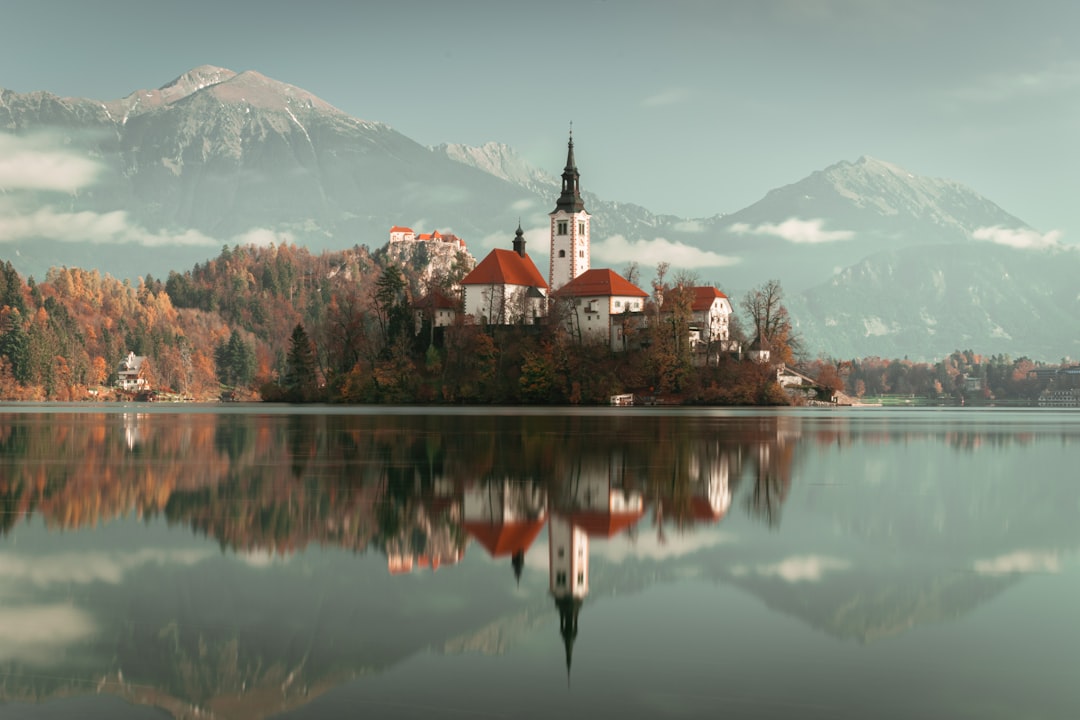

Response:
(0, 67), (1073, 360)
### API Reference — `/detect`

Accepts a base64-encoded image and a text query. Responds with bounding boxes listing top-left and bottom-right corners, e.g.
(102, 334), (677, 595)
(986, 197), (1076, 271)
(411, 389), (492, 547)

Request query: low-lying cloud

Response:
(0, 133), (101, 192)
(0, 548), (213, 587)
(973, 550), (1061, 576)
(732, 554), (851, 583)
(0, 205), (293, 249)
(972, 225), (1063, 250)
(593, 234), (739, 269)
(642, 87), (691, 108)
(730, 218), (855, 244)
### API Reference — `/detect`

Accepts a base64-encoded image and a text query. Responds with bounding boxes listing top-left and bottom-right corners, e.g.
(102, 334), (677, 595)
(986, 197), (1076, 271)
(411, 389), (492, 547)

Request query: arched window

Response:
(558, 250), (566, 258)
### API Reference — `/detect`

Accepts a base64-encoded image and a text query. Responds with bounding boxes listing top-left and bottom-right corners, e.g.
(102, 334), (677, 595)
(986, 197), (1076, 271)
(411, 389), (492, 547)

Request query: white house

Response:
(553, 268), (648, 350)
(116, 351), (149, 391)
(460, 225), (548, 325)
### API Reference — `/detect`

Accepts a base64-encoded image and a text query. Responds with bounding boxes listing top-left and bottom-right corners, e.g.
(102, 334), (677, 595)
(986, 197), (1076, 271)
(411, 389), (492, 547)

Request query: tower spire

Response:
(554, 127), (585, 214)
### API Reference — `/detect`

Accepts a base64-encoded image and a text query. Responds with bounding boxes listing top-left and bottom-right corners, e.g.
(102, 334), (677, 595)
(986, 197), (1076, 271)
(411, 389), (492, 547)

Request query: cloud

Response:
(735, 554), (851, 583)
(0, 548), (214, 588)
(972, 225), (1063, 250)
(973, 551), (1060, 576)
(523, 528), (734, 570)
(952, 61), (1080, 104)
(0, 605), (96, 664)
(642, 87), (691, 108)
(593, 234), (739, 268)
(0, 133), (101, 192)
(232, 228), (297, 248)
(0, 205), (293, 249)
(730, 218), (855, 244)
(673, 220), (707, 233)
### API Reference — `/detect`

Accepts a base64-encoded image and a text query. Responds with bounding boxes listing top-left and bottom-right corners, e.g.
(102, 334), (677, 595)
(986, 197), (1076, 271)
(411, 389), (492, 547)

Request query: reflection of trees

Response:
(0, 412), (811, 559)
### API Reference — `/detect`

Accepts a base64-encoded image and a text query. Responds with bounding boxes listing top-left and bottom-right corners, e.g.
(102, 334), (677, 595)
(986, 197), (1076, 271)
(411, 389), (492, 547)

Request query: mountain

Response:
(0, 67), (1073, 360)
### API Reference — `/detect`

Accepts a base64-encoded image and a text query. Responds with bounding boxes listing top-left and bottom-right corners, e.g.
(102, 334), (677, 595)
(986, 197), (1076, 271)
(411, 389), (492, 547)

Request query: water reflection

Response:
(0, 408), (1077, 718)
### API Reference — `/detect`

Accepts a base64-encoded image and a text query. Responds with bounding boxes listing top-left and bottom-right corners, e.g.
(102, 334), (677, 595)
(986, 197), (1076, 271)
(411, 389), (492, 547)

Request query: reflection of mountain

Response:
(726, 565), (1017, 644)
(1, 410), (1079, 718)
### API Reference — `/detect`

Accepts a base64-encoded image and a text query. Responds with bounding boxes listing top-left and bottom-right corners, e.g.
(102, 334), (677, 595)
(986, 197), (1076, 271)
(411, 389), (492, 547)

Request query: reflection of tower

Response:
(549, 513), (588, 679)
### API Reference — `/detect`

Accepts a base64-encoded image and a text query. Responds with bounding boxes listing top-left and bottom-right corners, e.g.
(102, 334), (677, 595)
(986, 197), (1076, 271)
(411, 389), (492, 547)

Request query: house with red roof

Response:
(460, 224), (548, 325)
(552, 268), (649, 350)
(412, 286), (460, 335)
(660, 285), (737, 358)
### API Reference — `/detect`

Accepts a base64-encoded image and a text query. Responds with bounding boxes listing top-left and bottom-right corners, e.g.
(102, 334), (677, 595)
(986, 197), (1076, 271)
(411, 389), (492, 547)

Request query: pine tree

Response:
(283, 323), (317, 401)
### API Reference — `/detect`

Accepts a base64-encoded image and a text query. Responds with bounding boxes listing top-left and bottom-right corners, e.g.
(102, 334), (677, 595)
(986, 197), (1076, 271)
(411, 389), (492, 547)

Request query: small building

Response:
(116, 351), (149, 392)
(460, 225), (548, 325)
(552, 268), (648, 351)
(412, 287), (460, 335)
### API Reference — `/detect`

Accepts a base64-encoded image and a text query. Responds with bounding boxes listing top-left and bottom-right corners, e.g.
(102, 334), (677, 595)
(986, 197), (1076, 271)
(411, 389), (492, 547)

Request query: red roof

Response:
(554, 268), (647, 299)
(412, 288), (459, 310)
(661, 286), (730, 313)
(461, 249), (548, 288)
(463, 519), (546, 557)
(390, 225), (413, 234)
(690, 496), (729, 522)
(570, 508), (646, 538)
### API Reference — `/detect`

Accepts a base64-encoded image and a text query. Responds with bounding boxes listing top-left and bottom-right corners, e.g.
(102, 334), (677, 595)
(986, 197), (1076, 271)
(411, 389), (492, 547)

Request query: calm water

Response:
(0, 405), (1077, 720)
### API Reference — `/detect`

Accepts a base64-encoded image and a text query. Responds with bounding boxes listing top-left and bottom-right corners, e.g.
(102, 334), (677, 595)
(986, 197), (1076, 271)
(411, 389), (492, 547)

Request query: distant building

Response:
(116, 352), (149, 392)
(389, 225), (466, 249)
(412, 287), (460, 334)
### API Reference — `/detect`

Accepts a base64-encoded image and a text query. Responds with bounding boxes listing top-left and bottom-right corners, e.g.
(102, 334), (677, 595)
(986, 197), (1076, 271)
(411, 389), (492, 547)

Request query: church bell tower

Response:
(549, 130), (590, 291)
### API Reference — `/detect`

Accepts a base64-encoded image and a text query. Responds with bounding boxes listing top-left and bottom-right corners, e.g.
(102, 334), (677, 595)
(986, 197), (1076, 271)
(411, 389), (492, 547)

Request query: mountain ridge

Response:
(0, 65), (1072, 360)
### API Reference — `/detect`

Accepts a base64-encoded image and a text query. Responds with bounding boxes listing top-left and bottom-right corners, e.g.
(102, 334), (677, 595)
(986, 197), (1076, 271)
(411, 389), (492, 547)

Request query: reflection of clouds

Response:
(0, 548), (213, 588)
(236, 549), (290, 567)
(733, 555), (851, 583)
(974, 551), (1060, 576)
(522, 529), (734, 570)
(0, 605), (96, 664)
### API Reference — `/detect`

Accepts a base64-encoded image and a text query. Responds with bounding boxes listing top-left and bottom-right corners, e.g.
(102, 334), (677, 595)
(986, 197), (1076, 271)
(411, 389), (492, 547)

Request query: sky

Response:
(2, 0), (1078, 241)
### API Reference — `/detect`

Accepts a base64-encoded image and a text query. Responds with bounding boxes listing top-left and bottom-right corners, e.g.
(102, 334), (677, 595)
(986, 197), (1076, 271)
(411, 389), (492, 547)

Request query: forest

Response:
(0, 244), (1067, 404)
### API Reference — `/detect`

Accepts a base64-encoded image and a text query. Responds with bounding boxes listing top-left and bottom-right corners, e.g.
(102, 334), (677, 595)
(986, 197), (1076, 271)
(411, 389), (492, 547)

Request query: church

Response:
(460, 132), (733, 354)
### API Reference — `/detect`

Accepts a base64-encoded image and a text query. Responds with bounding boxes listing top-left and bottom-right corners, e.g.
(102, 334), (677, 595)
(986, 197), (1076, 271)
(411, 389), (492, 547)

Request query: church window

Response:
(557, 221), (568, 235)
(578, 250), (584, 258)
(577, 572), (584, 584)
(556, 571), (567, 586)
(559, 250), (566, 258)
(558, 547), (565, 558)
(578, 221), (586, 234)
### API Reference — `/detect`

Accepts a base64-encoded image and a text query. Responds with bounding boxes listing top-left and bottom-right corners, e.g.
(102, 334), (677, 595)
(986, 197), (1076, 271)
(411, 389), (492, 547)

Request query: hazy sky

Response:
(2, 0), (1077, 240)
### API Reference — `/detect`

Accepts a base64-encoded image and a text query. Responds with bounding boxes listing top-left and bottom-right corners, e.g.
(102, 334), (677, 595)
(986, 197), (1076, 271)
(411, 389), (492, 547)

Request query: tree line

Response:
(0, 246), (1070, 404)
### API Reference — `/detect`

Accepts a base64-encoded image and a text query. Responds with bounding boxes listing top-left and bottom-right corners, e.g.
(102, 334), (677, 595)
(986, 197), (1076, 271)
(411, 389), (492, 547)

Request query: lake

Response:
(0, 405), (1077, 719)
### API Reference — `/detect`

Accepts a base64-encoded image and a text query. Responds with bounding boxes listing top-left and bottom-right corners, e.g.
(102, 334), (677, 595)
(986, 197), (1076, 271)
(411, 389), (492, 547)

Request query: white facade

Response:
(693, 295), (734, 348)
(549, 211), (590, 291)
(389, 226), (415, 243)
(565, 294), (644, 349)
(463, 283), (546, 325)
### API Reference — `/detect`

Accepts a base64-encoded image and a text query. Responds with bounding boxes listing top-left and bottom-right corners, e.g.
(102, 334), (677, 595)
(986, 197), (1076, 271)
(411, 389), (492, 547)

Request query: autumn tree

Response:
(741, 279), (800, 365)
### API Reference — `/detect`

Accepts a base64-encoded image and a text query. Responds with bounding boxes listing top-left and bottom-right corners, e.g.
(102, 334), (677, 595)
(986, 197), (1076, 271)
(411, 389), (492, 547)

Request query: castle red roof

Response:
(461, 249), (548, 289)
(390, 225), (413, 234)
(553, 268), (647, 299)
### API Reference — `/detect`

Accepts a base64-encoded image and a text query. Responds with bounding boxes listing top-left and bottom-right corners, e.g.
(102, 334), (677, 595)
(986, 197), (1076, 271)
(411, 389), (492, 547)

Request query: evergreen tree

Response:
(0, 309), (30, 384)
(283, 323), (317, 401)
